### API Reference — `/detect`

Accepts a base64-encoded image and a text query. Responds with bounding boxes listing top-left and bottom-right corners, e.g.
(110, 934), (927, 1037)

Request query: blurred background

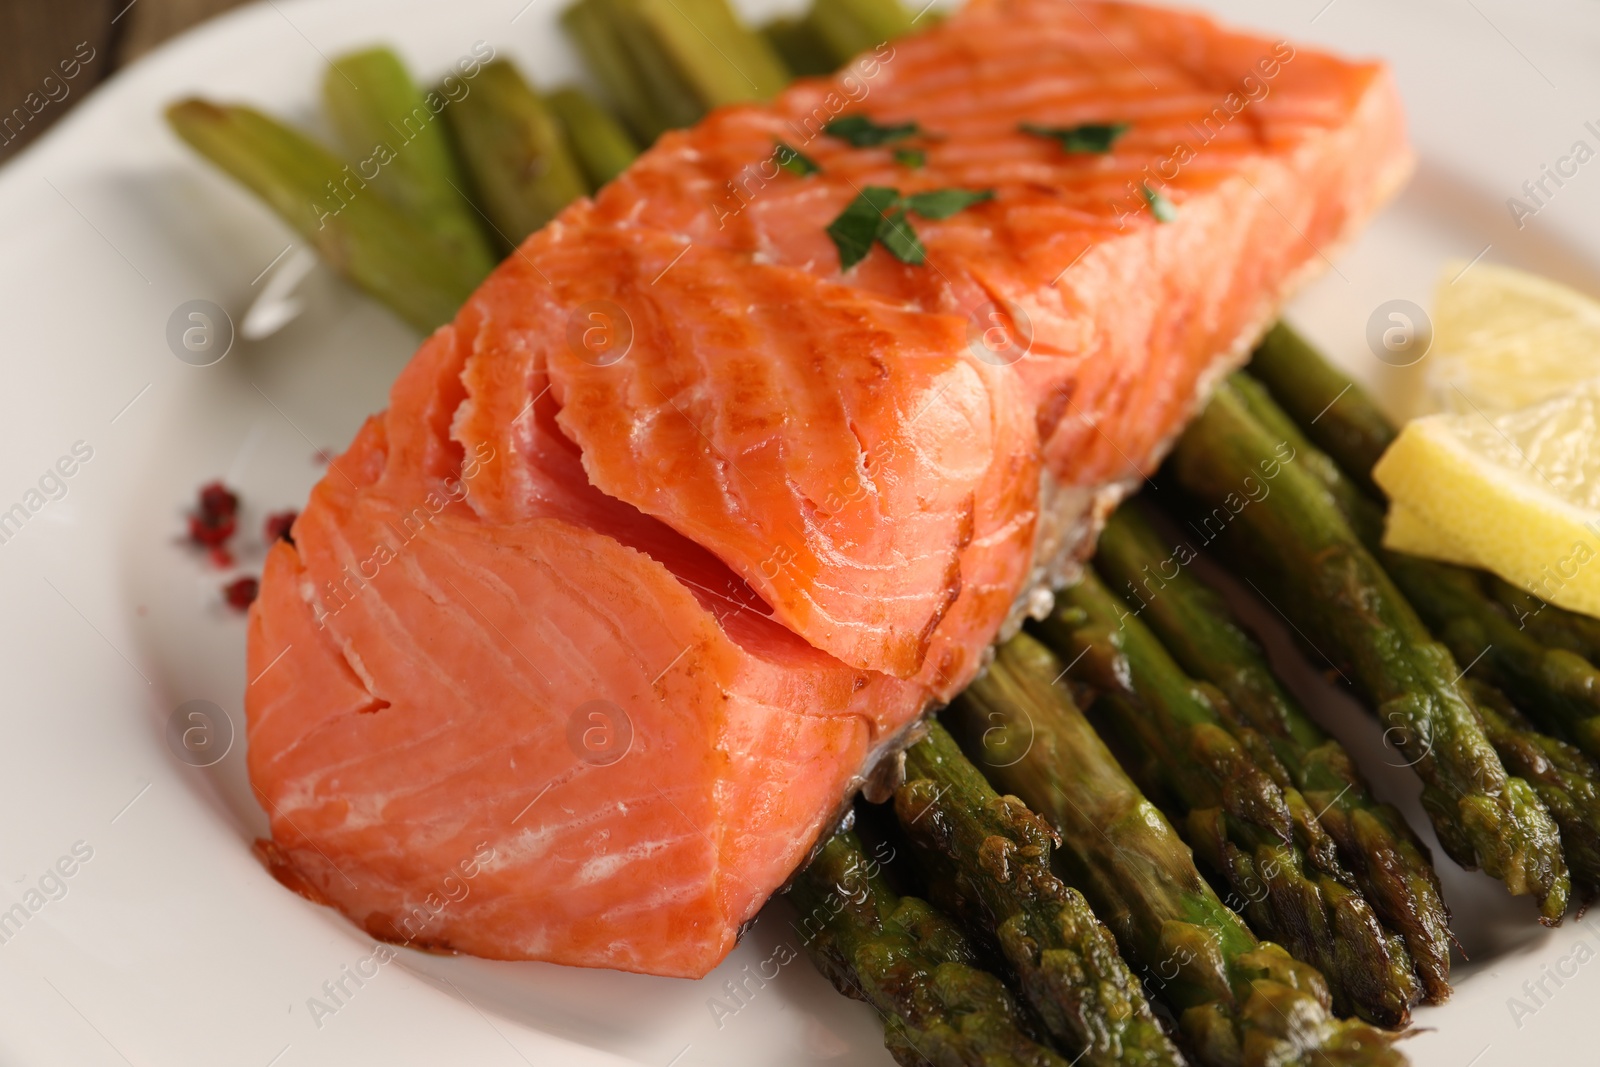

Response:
(0, 0), (246, 165)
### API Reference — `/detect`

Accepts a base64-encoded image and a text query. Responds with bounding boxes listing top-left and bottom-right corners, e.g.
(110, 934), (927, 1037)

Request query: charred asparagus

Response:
(1094, 505), (1452, 1002)
(1168, 379), (1569, 921)
(790, 826), (1074, 1067)
(895, 722), (1185, 1065)
(946, 633), (1406, 1066)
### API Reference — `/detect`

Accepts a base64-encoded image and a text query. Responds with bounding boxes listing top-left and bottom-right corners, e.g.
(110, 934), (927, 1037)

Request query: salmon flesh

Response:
(245, 0), (1410, 977)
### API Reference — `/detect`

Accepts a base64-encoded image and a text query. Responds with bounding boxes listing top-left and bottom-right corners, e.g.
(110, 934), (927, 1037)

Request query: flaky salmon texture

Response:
(246, 0), (1411, 977)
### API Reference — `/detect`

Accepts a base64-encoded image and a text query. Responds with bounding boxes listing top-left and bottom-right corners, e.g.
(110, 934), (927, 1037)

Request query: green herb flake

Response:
(775, 141), (821, 176)
(824, 115), (920, 147)
(826, 186), (991, 270)
(904, 187), (994, 220)
(1019, 121), (1131, 154)
(827, 186), (902, 270)
(1140, 183), (1176, 223)
(893, 147), (926, 169)
(876, 209), (926, 264)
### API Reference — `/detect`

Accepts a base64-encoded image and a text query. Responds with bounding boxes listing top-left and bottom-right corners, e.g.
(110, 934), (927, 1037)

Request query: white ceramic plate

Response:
(2, 0), (1597, 1062)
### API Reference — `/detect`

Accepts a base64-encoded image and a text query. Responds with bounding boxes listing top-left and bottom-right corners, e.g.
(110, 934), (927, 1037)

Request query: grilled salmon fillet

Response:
(245, 0), (1411, 977)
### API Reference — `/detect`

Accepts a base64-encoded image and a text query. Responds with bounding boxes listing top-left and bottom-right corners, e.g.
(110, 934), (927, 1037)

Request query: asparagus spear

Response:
(1381, 553), (1600, 759)
(633, 0), (791, 104)
(1484, 573), (1600, 665)
(1230, 369), (1600, 897)
(1167, 379), (1570, 921)
(760, 15), (837, 77)
(789, 827), (1073, 1067)
(561, 0), (789, 142)
(562, 0), (691, 141)
(1239, 345), (1600, 762)
(546, 86), (641, 188)
(166, 99), (478, 332)
(442, 61), (589, 249)
(895, 723), (1185, 1065)
(806, 0), (916, 65)
(1039, 570), (1418, 1027)
(1467, 680), (1600, 894)
(948, 634), (1406, 1067)
(321, 47), (497, 282)
(1095, 505), (1452, 1003)
(1228, 371), (1371, 529)
(1246, 322), (1394, 498)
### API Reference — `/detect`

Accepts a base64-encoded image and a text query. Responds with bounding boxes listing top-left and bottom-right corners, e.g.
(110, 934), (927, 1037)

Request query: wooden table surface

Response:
(0, 0), (249, 165)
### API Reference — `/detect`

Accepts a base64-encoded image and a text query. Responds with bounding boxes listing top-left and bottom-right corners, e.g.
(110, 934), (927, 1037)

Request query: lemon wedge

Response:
(1382, 501), (1482, 568)
(1374, 379), (1600, 616)
(1429, 260), (1600, 414)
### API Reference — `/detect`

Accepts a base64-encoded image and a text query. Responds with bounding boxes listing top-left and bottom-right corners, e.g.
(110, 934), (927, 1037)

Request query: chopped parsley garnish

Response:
(826, 185), (994, 270)
(1019, 121), (1130, 154)
(774, 141), (820, 176)
(824, 115), (921, 147)
(876, 209), (925, 264)
(1140, 183), (1176, 223)
(902, 188), (993, 219)
(893, 147), (926, 169)
(827, 186), (901, 269)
